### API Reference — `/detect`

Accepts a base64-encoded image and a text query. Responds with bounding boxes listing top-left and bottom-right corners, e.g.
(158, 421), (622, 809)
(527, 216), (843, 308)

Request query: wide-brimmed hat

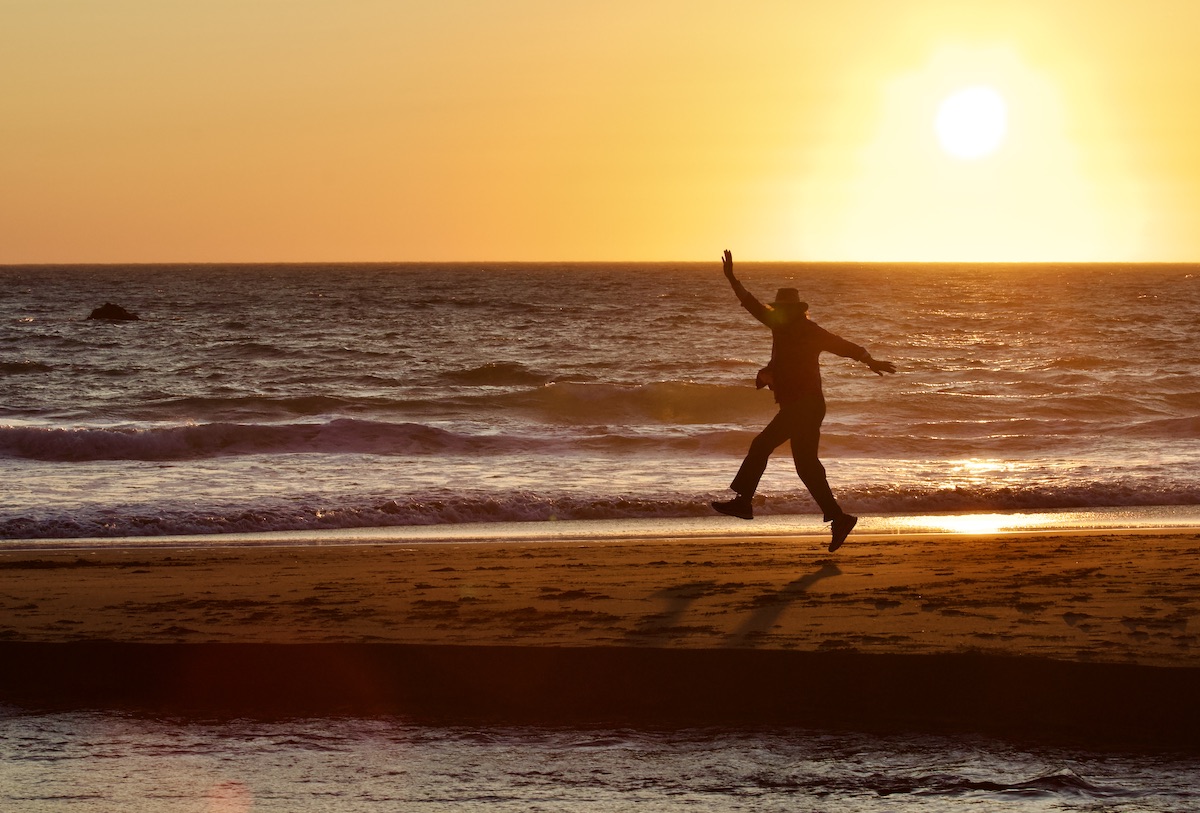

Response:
(771, 288), (808, 309)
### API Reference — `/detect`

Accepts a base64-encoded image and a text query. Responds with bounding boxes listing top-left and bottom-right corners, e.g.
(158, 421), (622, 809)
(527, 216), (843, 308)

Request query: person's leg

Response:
(788, 397), (843, 521)
(714, 408), (794, 519)
(789, 396), (857, 551)
(729, 408), (794, 497)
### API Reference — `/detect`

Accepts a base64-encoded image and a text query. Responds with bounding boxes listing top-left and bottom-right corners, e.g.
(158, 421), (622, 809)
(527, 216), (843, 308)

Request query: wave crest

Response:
(5, 482), (1200, 539)
(442, 362), (552, 387)
(499, 381), (773, 424)
(0, 420), (537, 462)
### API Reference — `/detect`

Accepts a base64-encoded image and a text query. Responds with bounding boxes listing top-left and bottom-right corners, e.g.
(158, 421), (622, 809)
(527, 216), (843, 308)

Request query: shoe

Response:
(712, 495), (754, 520)
(829, 514), (858, 552)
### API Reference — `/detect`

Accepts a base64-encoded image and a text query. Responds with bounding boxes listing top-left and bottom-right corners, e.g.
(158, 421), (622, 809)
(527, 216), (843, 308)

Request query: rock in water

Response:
(87, 303), (139, 321)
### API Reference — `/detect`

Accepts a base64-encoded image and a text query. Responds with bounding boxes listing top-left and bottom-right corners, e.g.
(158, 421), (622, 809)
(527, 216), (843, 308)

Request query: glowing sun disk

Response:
(935, 85), (1008, 159)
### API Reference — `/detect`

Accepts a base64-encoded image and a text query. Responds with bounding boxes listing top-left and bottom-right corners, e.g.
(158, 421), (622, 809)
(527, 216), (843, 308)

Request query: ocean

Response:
(2, 712), (1198, 812)
(1, 262), (1198, 540)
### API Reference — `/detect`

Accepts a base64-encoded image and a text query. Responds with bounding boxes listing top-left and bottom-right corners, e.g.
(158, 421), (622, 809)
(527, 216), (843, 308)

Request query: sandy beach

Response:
(2, 528), (1199, 746)
(3, 529), (1198, 662)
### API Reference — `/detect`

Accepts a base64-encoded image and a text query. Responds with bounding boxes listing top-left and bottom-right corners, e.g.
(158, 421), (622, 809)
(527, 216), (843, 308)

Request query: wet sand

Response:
(2, 529), (1199, 745)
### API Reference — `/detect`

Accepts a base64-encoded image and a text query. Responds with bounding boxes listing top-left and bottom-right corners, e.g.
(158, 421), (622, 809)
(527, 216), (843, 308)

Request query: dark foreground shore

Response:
(2, 642), (1198, 750)
(3, 530), (1199, 750)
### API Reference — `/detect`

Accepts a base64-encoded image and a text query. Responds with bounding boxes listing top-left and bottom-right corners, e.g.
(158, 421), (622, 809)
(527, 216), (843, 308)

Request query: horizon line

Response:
(4, 258), (1200, 268)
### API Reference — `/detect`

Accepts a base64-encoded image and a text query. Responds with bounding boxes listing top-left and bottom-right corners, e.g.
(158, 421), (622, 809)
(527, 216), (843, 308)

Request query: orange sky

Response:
(4, 0), (1200, 263)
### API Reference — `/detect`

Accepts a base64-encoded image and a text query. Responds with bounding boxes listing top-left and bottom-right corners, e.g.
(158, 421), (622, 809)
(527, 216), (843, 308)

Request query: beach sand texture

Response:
(3, 530), (1198, 666)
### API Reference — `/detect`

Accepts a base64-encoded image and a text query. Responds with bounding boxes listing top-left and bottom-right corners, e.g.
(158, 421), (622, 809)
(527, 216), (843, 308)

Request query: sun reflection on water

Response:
(889, 512), (1060, 535)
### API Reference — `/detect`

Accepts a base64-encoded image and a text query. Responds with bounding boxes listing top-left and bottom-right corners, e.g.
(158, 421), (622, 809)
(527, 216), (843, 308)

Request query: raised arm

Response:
(722, 249), (769, 324)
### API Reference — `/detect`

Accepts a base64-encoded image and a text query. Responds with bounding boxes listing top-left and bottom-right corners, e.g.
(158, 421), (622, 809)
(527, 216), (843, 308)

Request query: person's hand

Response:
(722, 249), (734, 279)
(866, 358), (896, 376)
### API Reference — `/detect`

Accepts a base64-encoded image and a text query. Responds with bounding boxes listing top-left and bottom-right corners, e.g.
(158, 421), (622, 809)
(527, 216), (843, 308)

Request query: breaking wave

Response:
(0, 420), (520, 461)
(3, 406), (1198, 462)
(0, 419), (753, 462)
(5, 481), (1200, 539)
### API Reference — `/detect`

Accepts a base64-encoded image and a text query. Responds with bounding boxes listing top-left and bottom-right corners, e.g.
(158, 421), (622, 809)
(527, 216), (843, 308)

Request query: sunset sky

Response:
(4, 0), (1200, 263)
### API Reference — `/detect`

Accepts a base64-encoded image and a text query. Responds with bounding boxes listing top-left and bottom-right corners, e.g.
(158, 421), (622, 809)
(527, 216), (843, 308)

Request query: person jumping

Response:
(711, 249), (896, 552)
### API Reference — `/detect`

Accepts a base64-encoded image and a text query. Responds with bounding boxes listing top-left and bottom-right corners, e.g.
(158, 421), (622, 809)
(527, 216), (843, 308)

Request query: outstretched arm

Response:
(721, 249), (769, 324)
(816, 324), (897, 376)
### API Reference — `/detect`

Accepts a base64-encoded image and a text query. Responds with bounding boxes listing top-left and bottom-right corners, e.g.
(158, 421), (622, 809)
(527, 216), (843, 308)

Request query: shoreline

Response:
(5, 505), (1200, 550)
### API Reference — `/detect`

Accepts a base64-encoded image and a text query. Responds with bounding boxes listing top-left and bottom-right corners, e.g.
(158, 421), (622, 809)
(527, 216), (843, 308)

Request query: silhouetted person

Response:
(712, 250), (895, 552)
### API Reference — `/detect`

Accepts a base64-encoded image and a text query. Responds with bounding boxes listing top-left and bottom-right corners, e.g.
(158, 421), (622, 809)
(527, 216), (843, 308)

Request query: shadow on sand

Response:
(726, 562), (842, 646)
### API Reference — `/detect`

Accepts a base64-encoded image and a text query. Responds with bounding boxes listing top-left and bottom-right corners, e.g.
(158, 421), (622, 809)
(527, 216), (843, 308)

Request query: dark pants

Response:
(730, 396), (842, 520)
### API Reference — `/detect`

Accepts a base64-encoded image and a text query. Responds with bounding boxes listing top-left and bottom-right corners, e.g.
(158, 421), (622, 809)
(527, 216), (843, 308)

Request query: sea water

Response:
(2, 262), (1198, 540)
(2, 710), (1198, 812)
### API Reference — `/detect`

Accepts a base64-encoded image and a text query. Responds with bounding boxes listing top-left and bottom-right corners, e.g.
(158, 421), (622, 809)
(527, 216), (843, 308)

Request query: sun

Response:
(934, 85), (1008, 160)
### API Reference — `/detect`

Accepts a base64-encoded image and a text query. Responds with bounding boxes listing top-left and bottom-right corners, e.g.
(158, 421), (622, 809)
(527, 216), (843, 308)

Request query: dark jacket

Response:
(729, 277), (869, 404)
